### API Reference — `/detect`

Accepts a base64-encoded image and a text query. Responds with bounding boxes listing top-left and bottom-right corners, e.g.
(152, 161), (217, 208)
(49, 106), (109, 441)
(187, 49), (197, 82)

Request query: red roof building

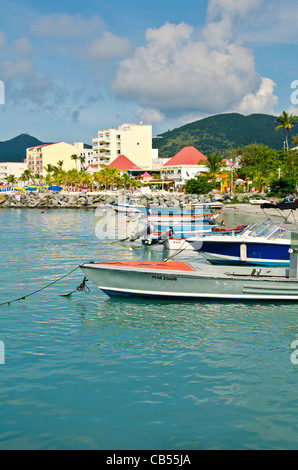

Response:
(163, 146), (208, 167)
(161, 146), (209, 186)
(108, 155), (141, 171)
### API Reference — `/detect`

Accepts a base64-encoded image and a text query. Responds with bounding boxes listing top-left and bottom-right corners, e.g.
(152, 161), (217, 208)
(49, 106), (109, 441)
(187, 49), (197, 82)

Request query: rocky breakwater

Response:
(0, 191), (202, 209)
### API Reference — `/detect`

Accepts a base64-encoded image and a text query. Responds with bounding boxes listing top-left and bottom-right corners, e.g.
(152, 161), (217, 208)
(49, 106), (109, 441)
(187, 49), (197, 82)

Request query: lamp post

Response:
(230, 164), (233, 198)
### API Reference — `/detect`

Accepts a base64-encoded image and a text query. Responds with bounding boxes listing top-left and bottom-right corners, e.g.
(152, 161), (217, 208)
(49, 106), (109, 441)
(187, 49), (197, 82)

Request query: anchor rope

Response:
(0, 265), (82, 307)
(163, 239), (188, 262)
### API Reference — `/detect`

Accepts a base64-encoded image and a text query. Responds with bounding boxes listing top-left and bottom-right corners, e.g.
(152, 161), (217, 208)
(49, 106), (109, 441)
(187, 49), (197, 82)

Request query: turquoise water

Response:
(1, 208), (298, 449)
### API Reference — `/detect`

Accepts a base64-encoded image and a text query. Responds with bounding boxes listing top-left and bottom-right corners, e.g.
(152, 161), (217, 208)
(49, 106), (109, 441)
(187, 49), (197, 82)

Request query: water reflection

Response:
(2, 208), (298, 449)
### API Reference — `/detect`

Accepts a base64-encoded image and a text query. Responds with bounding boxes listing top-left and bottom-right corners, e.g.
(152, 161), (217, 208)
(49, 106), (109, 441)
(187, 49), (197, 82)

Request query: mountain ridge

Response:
(153, 113), (294, 158)
(0, 134), (46, 162)
(0, 113), (295, 163)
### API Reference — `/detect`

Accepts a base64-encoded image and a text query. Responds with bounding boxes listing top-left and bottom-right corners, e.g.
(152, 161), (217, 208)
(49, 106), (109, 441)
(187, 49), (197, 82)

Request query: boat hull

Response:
(194, 238), (290, 266)
(80, 261), (298, 301)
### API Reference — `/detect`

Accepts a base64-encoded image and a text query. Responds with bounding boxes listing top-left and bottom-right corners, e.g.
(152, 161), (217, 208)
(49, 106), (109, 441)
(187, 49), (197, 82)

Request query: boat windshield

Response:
(128, 198), (141, 205)
(248, 221), (290, 239)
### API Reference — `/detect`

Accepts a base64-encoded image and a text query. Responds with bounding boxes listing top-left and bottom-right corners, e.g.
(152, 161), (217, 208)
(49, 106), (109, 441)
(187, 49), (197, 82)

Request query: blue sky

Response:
(0, 0), (298, 145)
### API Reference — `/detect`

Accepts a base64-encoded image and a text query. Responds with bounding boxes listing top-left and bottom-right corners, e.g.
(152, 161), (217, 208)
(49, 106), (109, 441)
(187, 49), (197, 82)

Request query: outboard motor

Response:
(158, 227), (174, 242)
(130, 222), (155, 242)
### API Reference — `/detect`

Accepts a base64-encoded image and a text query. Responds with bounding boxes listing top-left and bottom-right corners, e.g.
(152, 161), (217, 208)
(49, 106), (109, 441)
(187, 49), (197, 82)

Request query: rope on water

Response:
(163, 239), (188, 262)
(0, 265), (82, 307)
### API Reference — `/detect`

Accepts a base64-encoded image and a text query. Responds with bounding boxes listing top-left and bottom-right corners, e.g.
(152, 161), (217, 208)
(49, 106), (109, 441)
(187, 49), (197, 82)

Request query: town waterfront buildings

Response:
(74, 143), (98, 171)
(26, 142), (79, 176)
(1, 121), (226, 189)
(0, 162), (27, 183)
(161, 146), (209, 186)
(92, 123), (152, 170)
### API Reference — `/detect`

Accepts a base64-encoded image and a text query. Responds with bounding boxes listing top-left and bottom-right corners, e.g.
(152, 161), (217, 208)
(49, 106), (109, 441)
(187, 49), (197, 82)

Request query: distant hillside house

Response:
(161, 146), (209, 186)
(26, 142), (79, 175)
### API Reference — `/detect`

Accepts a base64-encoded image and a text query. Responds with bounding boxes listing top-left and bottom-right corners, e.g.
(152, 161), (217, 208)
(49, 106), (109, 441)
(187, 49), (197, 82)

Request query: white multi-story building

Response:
(74, 142), (99, 170)
(0, 162), (27, 183)
(92, 123), (152, 170)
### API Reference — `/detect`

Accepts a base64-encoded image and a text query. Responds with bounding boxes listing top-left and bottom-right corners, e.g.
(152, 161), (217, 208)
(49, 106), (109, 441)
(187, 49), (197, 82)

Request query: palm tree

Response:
(5, 174), (16, 188)
(33, 173), (42, 186)
(70, 154), (79, 171)
(93, 171), (105, 191)
(121, 172), (135, 189)
(66, 169), (80, 191)
(45, 164), (55, 175)
(199, 152), (225, 183)
(78, 156), (86, 171)
(252, 169), (267, 192)
(20, 169), (33, 185)
(53, 169), (67, 187)
(275, 111), (298, 151)
(80, 172), (93, 190)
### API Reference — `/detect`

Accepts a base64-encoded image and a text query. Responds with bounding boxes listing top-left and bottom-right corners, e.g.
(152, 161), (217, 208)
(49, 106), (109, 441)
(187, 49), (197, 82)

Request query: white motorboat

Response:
(80, 238), (298, 300)
(165, 201), (298, 266)
(111, 197), (145, 214)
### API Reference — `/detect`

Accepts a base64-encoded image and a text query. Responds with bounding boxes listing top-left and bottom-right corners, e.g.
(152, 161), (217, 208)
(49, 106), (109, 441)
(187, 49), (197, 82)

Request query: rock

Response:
(87, 197), (95, 205)
(76, 197), (87, 206)
(0, 195), (6, 204)
(170, 197), (180, 206)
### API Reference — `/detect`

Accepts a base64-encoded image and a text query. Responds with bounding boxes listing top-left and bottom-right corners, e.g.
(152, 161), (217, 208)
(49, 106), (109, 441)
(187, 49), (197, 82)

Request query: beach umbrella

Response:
(25, 187), (37, 191)
(48, 186), (63, 191)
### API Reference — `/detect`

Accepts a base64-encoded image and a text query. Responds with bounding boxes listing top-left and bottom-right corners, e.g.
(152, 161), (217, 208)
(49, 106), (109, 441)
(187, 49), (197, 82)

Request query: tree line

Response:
(5, 164), (142, 191)
(4, 111), (298, 197)
(185, 111), (298, 198)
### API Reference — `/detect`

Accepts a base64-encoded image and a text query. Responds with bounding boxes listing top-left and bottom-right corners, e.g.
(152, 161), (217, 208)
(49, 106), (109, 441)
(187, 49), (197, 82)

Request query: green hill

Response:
(0, 134), (45, 162)
(153, 113), (294, 158)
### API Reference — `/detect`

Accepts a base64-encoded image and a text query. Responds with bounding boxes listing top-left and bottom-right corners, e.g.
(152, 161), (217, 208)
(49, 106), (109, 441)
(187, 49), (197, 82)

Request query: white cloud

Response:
(0, 59), (34, 82)
(236, 77), (278, 114)
(13, 37), (34, 56)
(241, 0), (298, 44)
(30, 13), (104, 39)
(137, 107), (165, 124)
(86, 32), (132, 60)
(285, 105), (298, 116)
(111, 0), (280, 121)
(207, 0), (264, 19)
(112, 22), (263, 117)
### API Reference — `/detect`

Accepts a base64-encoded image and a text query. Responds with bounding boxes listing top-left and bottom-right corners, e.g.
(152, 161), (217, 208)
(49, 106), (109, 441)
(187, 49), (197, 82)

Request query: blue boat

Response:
(185, 201), (298, 266)
(111, 197), (223, 218)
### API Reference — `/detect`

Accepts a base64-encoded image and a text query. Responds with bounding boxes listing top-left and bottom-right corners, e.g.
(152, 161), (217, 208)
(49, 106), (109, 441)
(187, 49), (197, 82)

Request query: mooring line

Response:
(0, 265), (82, 307)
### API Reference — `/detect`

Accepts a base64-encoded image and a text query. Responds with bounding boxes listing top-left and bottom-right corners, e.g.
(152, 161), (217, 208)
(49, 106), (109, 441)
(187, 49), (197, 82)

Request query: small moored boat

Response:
(80, 250), (298, 301)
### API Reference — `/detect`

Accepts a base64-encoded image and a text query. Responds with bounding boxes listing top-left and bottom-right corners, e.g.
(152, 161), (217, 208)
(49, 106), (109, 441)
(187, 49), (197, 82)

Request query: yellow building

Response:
(26, 142), (78, 176)
(92, 122), (152, 170)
